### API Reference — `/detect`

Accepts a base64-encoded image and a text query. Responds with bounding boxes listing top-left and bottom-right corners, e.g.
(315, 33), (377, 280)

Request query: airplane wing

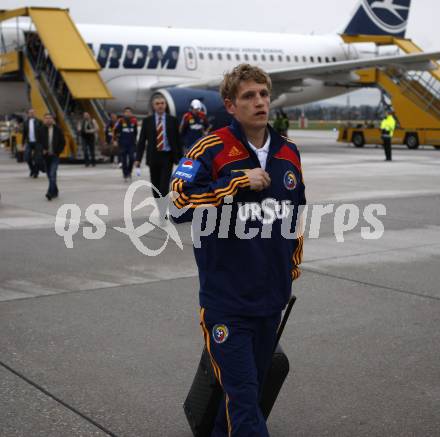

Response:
(152, 50), (440, 90)
(269, 50), (440, 82)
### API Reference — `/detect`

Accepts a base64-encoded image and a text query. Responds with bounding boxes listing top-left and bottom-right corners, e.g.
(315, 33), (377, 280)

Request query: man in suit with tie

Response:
(22, 108), (43, 178)
(135, 95), (182, 213)
(38, 113), (65, 200)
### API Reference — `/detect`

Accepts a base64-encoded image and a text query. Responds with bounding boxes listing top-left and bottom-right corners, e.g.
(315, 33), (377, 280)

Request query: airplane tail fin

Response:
(343, 0), (411, 37)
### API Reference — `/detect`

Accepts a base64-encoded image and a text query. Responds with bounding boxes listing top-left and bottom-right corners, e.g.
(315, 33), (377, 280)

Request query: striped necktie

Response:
(156, 116), (164, 151)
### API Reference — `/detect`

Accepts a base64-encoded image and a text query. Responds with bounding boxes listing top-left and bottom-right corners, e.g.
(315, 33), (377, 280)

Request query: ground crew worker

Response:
(171, 64), (305, 437)
(280, 109), (290, 137)
(272, 111), (283, 135)
(380, 109), (396, 161)
(115, 107), (138, 181)
(179, 99), (210, 153)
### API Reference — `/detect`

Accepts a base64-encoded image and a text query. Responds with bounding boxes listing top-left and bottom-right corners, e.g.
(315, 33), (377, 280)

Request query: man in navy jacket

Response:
(171, 64), (305, 437)
(114, 107), (138, 181)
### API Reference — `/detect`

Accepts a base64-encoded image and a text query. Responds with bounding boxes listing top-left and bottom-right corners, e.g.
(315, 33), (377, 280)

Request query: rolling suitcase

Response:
(183, 295), (296, 437)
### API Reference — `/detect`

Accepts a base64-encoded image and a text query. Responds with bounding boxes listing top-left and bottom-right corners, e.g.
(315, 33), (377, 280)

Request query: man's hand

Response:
(134, 161), (140, 168)
(244, 168), (271, 191)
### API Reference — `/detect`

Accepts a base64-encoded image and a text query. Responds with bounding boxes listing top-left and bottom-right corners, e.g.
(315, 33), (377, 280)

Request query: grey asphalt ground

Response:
(1, 132), (439, 437)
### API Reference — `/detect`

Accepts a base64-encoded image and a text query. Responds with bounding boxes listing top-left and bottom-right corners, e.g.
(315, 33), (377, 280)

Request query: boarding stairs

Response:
(342, 35), (440, 130)
(0, 7), (112, 160)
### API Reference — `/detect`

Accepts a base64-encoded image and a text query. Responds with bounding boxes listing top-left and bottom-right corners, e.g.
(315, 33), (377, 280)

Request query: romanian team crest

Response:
(284, 170), (297, 190)
(213, 324), (229, 344)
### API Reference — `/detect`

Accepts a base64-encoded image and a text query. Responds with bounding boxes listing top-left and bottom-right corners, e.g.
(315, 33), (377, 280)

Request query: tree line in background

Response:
(284, 104), (380, 121)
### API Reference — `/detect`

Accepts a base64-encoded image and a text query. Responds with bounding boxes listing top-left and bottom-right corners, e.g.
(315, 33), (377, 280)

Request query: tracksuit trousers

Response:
(200, 307), (281, 437)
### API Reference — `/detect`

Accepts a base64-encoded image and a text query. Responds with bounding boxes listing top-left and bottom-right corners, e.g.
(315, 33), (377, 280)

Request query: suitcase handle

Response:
(274, 295), (296, 352)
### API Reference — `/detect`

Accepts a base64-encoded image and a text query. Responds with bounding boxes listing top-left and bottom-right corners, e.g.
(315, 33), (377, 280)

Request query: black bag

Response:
(15, 150), (24, 163)
(183, 296), (296, 437)
(36, 154), (46, 173)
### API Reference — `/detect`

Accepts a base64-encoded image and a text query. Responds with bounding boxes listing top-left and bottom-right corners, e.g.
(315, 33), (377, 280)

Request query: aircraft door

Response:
(184, 47), (197, 71)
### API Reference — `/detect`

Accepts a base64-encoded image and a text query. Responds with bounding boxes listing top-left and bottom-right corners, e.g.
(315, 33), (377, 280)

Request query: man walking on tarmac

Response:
(115, 107), (138, 181)
(39, 113), (65, 200)
(80, 112), (98, 167)
(380, 109), (396, 161)
(135, 95), (181, 216)
(171, 64), (305, 436)
(179, 99), (210, 153)
(22, 108), (43, 178)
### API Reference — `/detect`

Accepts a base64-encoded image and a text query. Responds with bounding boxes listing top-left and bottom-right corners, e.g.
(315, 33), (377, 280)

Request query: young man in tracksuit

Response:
(171, 64), (305, 437)
(114, 107), (138, 181)
(179, 98), (210, 153)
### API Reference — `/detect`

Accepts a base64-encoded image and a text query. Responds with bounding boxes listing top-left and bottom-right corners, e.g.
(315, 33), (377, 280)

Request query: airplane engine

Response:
(155, 87), (231, 129)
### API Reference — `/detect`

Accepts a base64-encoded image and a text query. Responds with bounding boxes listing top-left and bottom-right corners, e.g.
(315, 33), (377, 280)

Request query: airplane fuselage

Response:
(1, 22), (363, 114)
(77, 24), (355, 112)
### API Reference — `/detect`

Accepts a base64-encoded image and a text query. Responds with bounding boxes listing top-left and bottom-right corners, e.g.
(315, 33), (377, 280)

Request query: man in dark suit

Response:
(22, 108), (43, 178)
(38, 113), (65, 200)
(135, 95), (182, 205)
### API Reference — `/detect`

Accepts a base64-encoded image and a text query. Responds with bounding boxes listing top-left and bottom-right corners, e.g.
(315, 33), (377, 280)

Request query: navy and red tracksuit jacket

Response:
(171, 118), (305, 316)
(180, 110), (210, 149)
(114, 116), (138, 148)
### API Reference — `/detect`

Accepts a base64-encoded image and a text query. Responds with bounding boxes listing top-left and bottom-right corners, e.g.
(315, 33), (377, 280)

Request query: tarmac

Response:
(0, 131), (439, 437)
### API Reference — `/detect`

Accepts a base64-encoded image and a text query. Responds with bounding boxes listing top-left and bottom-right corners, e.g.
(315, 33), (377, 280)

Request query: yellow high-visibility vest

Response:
(380, 115), (396, 137)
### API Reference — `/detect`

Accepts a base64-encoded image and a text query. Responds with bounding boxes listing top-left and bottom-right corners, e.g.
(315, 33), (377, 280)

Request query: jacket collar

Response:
(228, 118), (285, 166)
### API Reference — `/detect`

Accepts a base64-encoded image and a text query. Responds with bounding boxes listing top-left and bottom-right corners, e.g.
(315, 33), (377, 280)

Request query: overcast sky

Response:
(3, 0), (439, 106)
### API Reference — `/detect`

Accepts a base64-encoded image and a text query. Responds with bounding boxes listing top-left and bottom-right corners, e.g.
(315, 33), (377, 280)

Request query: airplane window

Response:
(208, 53), (213, 60)
(188, 51), (193, 60)
(294, 55), (298, 62)
(302, 55), (306, 62)
(286, 55), (291, 62)
(310, 56), (314, 62)
(253, 54), (258, 61)
(218, 53), (222, 60)
(278, 55), (282, 62)
(171, 50), (178, 60)
(99, 49), (107, 58)
(270, 55), (274, 62)
(157, 50), (163, 60)
(110, 49), (119, 59)
(261, 54), (266, 61)
(332, 56), (337, 62)
(318, 56), (322, 62)
(199, 52), (204, 60)
(126, 50), (134, 59)
(325, 56), (330, 62)
(227, 53), (231, 61)
(236, 53), (240, 61)
(244, 54), (249, 61)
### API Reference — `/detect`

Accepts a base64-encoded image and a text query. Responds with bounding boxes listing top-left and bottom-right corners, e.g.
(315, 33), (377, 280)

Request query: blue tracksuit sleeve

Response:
(291, 152), (305, 281)
(170, 135), (250, 213)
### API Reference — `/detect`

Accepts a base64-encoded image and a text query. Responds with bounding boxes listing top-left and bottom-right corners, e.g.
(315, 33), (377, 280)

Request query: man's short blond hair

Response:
(220, 64), (272, 101)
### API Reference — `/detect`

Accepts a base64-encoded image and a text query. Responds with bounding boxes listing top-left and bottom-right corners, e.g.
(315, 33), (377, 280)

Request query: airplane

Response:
(1, 0), (439, 126)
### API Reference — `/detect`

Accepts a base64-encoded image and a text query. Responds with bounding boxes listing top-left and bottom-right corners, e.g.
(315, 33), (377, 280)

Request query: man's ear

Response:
(224, 98), (235, 116)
